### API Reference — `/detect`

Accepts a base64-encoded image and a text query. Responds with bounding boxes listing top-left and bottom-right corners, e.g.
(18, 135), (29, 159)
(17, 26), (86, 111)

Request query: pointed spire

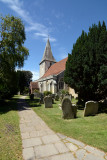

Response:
(40, 38), (56, 64)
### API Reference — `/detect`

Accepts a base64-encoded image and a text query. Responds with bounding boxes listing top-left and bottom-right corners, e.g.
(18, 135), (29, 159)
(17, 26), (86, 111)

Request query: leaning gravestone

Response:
(61, 97), (76, 119)
(44, 96), (53, 108)
(84, 101), (98, 117)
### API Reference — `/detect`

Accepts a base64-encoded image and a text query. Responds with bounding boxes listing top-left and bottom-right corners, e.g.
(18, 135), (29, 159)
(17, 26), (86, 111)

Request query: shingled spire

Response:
(40, 38), (56, 64)
(39, 38), (56, 78)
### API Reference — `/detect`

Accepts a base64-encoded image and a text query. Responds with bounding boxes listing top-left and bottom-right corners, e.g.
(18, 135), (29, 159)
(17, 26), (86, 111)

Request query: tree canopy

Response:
(64, 21), (107, 103)
(0, 15), (29, 99)
(17, 70), (33, 94)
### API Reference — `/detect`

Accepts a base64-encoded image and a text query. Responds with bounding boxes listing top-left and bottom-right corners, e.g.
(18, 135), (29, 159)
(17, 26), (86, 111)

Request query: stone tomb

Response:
(61, 97), (77, 119)
(44, 96), (53, 108)
(84, 101), (98, 117)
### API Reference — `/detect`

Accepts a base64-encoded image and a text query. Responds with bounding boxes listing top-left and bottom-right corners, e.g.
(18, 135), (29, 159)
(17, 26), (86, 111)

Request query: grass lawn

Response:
(26, 97), (107, 152)
(0, 95), (23, 160)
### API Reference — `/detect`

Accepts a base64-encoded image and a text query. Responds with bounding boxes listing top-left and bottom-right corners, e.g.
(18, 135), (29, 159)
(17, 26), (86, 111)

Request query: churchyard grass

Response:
(0, 95), (23, 160)
(26, 97), (107, 152)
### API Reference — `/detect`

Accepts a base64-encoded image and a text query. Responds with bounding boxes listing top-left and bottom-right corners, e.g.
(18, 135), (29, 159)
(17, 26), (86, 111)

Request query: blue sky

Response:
(0, 0), (107, 80)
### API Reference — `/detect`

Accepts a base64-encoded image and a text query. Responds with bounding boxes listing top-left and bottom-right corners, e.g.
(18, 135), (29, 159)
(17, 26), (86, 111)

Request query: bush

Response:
(23, 87), (29, 94)
(30, 94), (34, 100)
(34, 89), (40, 93)
(44, 91), (52, 96)
(61, 90), (69, 95)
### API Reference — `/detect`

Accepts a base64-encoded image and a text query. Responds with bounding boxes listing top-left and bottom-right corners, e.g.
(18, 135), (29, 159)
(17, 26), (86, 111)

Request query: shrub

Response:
(44, 91), (52, 96)
(30, 94), (34, 100)
(61, 90), (69, 95)
(34, 89), (40, 93)
(23, 87), (29, 94)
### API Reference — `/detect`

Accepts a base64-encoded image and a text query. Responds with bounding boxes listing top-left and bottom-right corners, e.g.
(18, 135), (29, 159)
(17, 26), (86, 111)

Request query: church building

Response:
(30, 39), (77, 98)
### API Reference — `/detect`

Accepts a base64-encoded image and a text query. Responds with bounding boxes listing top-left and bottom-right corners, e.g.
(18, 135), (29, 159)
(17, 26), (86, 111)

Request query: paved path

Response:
(18, 97), (107, 160)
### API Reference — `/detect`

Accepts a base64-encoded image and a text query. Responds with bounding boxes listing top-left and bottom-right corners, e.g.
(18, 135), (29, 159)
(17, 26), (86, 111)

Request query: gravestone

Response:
(39, 93), (44, 104)
(44, 96), (53, 108)
(34, 92), (40, 98)
(61, 97), (75, 119)
(64, 94), (72, 101)
(72, 104), (77, 118)
(84, 101), (98, 117)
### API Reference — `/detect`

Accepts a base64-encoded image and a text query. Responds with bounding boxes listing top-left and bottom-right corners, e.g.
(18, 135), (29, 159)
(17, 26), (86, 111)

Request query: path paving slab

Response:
(34, 144), (59, 158)
(18, 97), (107, 160)
(54, 142), (70, 153)
(75, 149), (86, 160)
(22, 137), (42, 148)
(84, 145), (105, 157)
(65, 142), (78, 151)
(66, 137), (85, 147)
(23, 147), (35, 160)
(41, 134), (60, 144)
(50, 152), (76, 160)
(84, 153), (105, 160)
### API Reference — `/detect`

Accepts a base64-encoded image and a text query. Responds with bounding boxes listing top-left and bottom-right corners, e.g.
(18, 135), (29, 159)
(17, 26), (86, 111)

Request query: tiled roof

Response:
(42, 57), (68, 78)
(30, 82), (39, 89)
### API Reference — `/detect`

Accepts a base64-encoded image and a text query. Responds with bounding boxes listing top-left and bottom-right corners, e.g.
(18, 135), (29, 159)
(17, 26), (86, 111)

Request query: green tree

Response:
(0, 15), (29, 99)
(17, 70), (33, 94)
(64, 21), (107, 103)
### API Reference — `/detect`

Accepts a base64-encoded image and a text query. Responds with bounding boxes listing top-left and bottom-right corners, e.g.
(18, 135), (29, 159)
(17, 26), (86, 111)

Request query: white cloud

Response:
(43, 37), (56, 42)
(0, 0), (56, 42)
(32, 70), (39, 81)
(35, 32), (48, 38)
(34, 32), (56, 42)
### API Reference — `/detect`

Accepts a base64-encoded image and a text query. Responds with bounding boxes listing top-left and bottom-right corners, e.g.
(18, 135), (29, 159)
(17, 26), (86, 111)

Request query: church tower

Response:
(39, 38), (56, 78)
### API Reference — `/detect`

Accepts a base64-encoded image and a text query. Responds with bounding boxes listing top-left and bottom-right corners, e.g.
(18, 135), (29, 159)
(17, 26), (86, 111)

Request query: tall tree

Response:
(17, 70), (33, 94)
(0, 15), (29, 99)
(64, 21), (107, 103)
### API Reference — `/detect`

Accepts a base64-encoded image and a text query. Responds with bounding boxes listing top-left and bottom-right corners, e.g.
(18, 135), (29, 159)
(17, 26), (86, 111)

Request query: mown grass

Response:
(0, 95), (23, 160)
(26, 96), (107, 152)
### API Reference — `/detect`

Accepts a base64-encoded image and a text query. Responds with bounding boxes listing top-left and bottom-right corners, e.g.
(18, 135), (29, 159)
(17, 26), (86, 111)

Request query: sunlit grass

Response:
(0, 96), (23, 160)
(26, 96), (107, 152)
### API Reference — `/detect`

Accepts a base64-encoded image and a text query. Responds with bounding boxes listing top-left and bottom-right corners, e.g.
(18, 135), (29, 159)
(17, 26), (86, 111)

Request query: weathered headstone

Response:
(72, 104), (77, 118)
(44, 96), (53, 108)
(34, 92), (40, 98)
(64, 94), (72, 101)
(84, 101), (98, 117)
(39, 94), (44, 104)
(61, 97), (75, 119)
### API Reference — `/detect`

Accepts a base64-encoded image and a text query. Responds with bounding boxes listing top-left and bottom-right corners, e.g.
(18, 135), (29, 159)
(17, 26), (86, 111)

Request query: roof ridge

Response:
(41, 57), (68, 78)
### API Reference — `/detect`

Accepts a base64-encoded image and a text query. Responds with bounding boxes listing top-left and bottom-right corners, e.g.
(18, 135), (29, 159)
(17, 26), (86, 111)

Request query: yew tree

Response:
(64, 21), (107, 103)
